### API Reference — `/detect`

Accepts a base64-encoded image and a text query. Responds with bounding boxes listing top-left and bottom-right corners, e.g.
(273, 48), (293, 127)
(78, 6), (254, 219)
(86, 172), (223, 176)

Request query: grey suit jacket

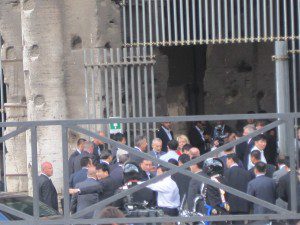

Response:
(272, 167), (288, 183)
(73, 178), (102, 218)
(247, 175), (277, 214)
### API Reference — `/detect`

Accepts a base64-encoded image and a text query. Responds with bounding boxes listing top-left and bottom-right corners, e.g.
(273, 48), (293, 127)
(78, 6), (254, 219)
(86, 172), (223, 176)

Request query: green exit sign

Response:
(109, 119), (123, 134)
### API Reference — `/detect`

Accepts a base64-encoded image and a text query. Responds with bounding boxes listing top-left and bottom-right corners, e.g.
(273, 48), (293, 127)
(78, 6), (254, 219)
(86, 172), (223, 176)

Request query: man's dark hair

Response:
(135, 135), (146, 147)
(167, 140), (178, 150)
(100, 150), (112, 160)
(226, 153), (239, 164)
(157, 165), (170, 172)
(191, 156), (203, 169)
(250, 150), (261, 160)
(253, 134), (267, 142)
(114, 133), (125, 142)
(97, 206), (124, 225)
(96, 163), (110, 174)
(178, 154), (190, 164)
(77, 138), (87, 146)
(168, 158), (178, 166)
(182, 144), (193, 152)
(80, 156), (91, 167)
(277, 155), (286, 165)
(255, 161), (267, 173)
(255, 120), (266, 127)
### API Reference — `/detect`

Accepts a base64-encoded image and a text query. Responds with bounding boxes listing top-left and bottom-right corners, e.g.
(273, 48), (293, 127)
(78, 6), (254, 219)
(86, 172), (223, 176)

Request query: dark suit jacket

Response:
(264, 134), (277, 165)
(73, 178), (102, 218)
(277, 172), (300, 212)
(73, 151), (93, 173)
(69, 168), (88, 188)
(219, 155), (244, 173)
(248, 164), (276, 180)
(129, 147), (144, 165)
(109, 163), (124, 187)
(149, 150), (165, 167)
(235, 142), (249, 165)
(172, 171), (191, 206)
(188, 126), (207, 155)
(247, 175), (277, 214)
(140, 170), (154, 181)
(224, 166), (251, 213)
(156, 127), (174, 152)
(68, 150), (80, 176)
(187, 171), (206, 211)
(38, 174), (58, 211)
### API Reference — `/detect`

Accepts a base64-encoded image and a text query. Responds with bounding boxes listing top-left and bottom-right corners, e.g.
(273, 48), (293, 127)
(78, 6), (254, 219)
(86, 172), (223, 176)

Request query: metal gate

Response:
(83, 47), (156, 145)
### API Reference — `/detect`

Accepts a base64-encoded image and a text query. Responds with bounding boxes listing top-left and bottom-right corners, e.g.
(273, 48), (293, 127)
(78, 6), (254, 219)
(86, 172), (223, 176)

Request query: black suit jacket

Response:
(68, 150), (80, 176)
(110, 163), (124, 187)
(38, 174), (58, 211)
(172, 171), (191, 205)
(188, 126), (207, 155)
(247, 175), (277, 214)
(156, 127), (173, 152)
(224, 166), (251, 213)
(69, 168), (88, 188)
(140, 170), (154, 181)
(187, 171), (206, 211)
(277, 172), (300, 212)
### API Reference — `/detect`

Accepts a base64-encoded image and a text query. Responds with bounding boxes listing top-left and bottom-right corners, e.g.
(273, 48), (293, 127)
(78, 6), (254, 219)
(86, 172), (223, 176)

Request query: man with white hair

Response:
(149, 138), (165, 167)
(38, 162), (58, 210)
(235, 124), (256, 164)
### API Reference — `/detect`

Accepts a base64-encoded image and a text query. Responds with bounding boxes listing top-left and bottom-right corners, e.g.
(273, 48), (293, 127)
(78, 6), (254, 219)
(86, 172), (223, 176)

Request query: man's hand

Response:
(69, 188), (80, 195)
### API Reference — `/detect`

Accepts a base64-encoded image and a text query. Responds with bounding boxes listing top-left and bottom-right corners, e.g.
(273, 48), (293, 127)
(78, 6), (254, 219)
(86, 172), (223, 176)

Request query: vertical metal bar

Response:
(270, 0), (274, 41)
(205, 0), (209, 43)
(135, 0), (140, 48)
(217, 0), (222, 42)
(148, 0), (153, 53)
(0, 34), (6, 192)
(244, 0), (248, 42)
(150, 64), (156, 138)
(84, 50), (90, 132)
(256, 0), (261, 41)
(122, 0), (127, 44)
(129, 0), (134, 44)
(144, 59), (150, 150)
(98, 49), (103, 120)
(110, 49), (116, 117)
(173, 0), (178, 45)
(283, 0), (288, 38)
(31, 126), (40, 220)
(230, 0), (235, 41)
(237, 0), (241, 42)
(180, 0), (185, 44)
(263, 0), (267, 41)
(185, 0), (191, 44)
(62, 125), (70, 221)
(224, 0), (228, 42)
(137, 54), (143, 135)
(142, 0), (147, 46)
(290, 0), (297, 113)
(130, 47), (137, 141)
(160, 0), (166, 45)
(104, 49), (110, 119)
(276, 0), (280, 39)
(198, 0), (203, 43)
(192, 0), (196, 44)
(117, 49), (123, 118)
(275, 41), (290, 155)
(90, 49), (96, 131)
(167, 0), (172, 44)
(154, 0), (160, 43)
(250, 0), (254, 42)
(123, 48), (131, 145)
(211, 0), (216, 43)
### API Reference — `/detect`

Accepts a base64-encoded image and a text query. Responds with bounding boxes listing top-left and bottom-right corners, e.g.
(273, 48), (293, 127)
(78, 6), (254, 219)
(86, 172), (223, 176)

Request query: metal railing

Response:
(0, 112), (299, 224)
(122, 0), (300, 47)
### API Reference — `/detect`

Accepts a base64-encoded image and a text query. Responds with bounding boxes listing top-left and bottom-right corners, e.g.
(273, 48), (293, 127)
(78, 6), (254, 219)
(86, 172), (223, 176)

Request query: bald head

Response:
(94, 131), (106, 145)
(189, 147), (200, 158)
(41, 162), (53, 177)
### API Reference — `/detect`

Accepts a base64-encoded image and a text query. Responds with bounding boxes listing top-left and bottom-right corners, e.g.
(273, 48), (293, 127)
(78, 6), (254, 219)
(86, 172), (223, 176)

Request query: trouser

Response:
(159, 207), (179, 216)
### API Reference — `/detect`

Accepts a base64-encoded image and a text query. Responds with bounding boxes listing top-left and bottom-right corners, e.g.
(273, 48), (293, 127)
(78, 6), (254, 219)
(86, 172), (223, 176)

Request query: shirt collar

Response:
(76, 148), (82, 154)
(256, 173), (265, 177)
(41, 173), (50, 179)
(230, 163), (238, 168)
(279, 164), (286, 170)
(135, 146), (142, 152)
(162, 126), (171, 134)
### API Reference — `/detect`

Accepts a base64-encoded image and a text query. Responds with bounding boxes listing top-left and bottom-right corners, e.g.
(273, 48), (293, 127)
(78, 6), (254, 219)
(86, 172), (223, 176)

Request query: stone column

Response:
(0, 0), (28, 192)
(21, 0), (67, 194)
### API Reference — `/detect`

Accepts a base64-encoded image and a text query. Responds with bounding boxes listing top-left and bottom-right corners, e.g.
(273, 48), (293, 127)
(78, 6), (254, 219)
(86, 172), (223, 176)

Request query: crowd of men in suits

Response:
(37, 118), (300, 224)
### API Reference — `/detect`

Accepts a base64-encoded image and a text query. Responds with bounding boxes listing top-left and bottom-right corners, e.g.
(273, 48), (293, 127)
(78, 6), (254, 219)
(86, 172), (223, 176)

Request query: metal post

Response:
(274, 41), (290, 154)
(0, 33), (6, 192)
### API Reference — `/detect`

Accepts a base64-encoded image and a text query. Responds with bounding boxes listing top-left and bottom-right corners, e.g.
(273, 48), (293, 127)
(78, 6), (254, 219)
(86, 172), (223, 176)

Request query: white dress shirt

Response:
(248, 146), (267, 170)
(147, 176), (180, 209)
(159, 150), (179, 162)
